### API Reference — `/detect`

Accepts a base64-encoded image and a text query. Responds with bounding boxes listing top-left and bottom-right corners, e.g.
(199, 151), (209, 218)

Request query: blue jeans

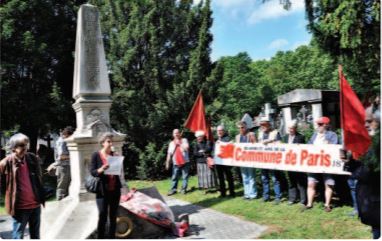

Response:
(170, 163), (190, 192)
(372, 226), (380, 239)
(12, 206), (41, 239)
(261, 169), (281, 201)
(240, 167), (257, 198)
(347, 177), (358, 213)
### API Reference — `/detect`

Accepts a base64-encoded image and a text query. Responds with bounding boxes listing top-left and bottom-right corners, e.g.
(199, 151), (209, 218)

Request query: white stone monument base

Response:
(41, 193), (98, 239)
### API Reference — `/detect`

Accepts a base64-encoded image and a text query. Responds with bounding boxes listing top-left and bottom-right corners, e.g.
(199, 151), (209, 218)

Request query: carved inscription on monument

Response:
(82, 7), (101, 90)
(86, 108), (105, 125)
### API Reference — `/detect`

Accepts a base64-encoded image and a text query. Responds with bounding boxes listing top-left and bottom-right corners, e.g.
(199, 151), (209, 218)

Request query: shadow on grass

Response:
(186, 194), (240, 211)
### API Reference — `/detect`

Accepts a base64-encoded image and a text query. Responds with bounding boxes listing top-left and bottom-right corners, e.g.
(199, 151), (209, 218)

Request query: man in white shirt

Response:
(166, 129), (190, 195)
(303, 116), (338, 212)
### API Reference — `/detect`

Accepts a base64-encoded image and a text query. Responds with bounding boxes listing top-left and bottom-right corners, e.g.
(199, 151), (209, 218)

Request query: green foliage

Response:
(208, 52), (263, 123)
(208, 43), (339, 128)
(90, 0), (213, 179)
(136, 142), (168, 180)
(305, 0), (380, 95)
(1, 0), (83, 150)
(2, 0), (378, 180)
(299, 124), (315, 142)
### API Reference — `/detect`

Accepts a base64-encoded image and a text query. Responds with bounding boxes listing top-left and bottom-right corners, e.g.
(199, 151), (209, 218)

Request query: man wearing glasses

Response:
(0, 133), (45, 239)
(303, 116), (338, 212)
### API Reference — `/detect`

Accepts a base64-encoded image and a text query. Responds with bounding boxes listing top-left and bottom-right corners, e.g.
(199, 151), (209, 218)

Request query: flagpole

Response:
(339, 65), (345, 150)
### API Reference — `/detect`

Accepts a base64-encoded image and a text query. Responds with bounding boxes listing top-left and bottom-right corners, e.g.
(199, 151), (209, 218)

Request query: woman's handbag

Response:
(85, 175), (103, 194)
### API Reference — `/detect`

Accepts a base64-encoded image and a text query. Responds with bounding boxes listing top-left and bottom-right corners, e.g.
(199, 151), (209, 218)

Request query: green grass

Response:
(0, 195), (4, 215)
(129, 176), (371, 239)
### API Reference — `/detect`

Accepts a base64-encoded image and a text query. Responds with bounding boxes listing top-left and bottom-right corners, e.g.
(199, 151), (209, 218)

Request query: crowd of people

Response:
(0, 97), (379, 239)
(166, 116), (342, 208)
(165, 108), (380, 239)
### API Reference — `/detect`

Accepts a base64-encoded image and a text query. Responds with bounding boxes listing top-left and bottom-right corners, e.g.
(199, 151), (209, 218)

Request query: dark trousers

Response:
(96, 190), (121, 239)
(216, 165), (235, 196)
(12, 206), (41, 239)
(372, 226), (380, 239)
(287, 171), (307, 204)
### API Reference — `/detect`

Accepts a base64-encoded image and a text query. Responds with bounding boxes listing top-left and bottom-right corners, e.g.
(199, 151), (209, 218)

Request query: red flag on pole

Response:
(339, 65), (371, 159)
(184, 91), (213, 142)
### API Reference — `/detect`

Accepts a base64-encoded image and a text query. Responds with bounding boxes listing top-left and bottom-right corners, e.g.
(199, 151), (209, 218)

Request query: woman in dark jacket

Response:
(90, 132), (126, 239)
(193, 130), (216, 193)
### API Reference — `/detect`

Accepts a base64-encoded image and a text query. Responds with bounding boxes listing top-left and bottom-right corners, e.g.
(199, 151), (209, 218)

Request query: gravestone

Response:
(41, 4), (125, 239)
(277, 89), (340, 134)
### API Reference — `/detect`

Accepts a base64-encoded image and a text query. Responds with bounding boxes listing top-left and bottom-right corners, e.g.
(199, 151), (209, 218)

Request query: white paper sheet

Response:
(104, 156), (124, 175)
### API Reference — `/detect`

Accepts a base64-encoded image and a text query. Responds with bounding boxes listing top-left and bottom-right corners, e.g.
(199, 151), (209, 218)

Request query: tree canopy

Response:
(89, 0), (213, 178)
(1, 0), (86, 151)
(305, 0), (380, 95)
(1, 0), (379, 179)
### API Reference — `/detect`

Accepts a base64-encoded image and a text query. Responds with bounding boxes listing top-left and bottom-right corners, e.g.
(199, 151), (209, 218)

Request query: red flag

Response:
(339, 65), (371, 159)
(184, 91), (213, 142)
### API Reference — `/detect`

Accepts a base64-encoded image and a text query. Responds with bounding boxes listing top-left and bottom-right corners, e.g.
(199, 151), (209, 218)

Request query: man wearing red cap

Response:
(303, 116), (338, 212)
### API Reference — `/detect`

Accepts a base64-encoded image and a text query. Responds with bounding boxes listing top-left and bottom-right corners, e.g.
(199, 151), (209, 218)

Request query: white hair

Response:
(195, 130), (205, 137)
(8, 133), (30, 150)
(217, 125), (225, 131)
(288, 119), (298, 128)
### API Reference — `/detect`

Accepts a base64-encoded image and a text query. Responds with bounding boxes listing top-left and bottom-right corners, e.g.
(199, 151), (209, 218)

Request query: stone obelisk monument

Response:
(41, 4), (125, 239)
(68, 2), (125, 199)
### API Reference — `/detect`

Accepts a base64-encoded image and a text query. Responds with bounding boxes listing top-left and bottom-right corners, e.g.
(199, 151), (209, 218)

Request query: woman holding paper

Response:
(90, 132), (126, 239)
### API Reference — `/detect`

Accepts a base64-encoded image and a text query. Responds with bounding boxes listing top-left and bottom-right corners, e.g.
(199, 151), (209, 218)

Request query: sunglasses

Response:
(317, 123), (324, 126)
